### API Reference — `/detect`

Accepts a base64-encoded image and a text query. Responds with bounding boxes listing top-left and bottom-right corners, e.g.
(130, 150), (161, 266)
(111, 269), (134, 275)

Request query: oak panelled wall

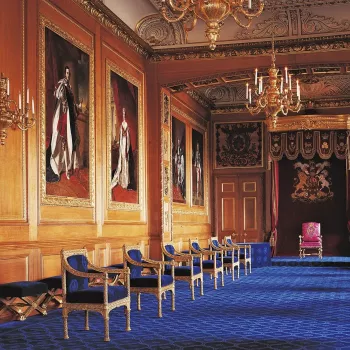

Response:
(0, 0), (162, 287)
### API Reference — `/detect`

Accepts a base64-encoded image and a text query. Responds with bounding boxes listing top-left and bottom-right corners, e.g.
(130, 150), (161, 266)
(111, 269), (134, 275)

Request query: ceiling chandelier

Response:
(160, 0), (264, 50)
(245, 35), (302, 128)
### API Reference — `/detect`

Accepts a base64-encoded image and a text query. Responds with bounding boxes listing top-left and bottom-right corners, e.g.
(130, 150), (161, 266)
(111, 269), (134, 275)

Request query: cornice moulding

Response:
(267, 115), (349, 132)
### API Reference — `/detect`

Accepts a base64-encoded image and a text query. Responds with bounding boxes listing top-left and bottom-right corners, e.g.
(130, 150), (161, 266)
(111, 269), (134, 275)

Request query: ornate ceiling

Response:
(94, 0), (350, 113)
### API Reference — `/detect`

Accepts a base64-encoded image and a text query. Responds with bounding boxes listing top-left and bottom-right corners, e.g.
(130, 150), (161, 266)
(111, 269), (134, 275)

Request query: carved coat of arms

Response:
(292, 160), (333, 203)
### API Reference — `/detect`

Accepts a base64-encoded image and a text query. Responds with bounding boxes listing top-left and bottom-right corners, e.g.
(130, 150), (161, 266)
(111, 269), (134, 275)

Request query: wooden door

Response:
(216, 176), (239, 243)
(216, 174), (263, 243)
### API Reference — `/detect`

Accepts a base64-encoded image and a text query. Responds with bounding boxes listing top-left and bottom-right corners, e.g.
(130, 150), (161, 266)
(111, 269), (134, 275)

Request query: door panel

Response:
(221, 198), (235, 231)
(216, 174), (263, 243)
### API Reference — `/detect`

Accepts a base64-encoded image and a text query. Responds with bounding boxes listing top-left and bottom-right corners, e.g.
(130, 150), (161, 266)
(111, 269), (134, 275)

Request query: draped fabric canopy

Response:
(269, 130), (348, 161)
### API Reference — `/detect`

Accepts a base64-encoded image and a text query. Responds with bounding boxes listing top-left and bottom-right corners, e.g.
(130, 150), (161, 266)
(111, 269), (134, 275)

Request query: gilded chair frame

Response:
(209, 237), (240, 280)
(299, 223), (323, 259)
(123, 245), (175, 318)
(61, 248), (131, 342)
(161, 241), (203, 300)
(189, 239), (224, 289)
(223, 236), (252, 275)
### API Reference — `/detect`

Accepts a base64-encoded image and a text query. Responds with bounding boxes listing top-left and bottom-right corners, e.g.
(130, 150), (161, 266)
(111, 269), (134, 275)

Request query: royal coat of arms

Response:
(292, 160), (333, 203)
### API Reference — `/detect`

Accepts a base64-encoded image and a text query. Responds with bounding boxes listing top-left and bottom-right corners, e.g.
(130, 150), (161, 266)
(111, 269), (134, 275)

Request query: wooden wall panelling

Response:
(147, 64), (162, 259)
(27, 0), (39, 241)
(0, 1), (27, 225)
(0, 247), (40, 283)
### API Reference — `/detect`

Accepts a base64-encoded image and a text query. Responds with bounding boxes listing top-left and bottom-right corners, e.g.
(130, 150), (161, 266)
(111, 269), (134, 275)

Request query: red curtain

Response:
(270, 160), (279, 256)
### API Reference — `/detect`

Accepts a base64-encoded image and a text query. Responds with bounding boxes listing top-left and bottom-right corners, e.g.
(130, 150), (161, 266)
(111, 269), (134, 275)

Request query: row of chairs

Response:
(61, 236), (252, 341)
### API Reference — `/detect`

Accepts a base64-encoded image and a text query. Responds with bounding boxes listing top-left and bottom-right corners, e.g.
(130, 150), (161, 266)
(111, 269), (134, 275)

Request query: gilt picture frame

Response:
(39, 17), (95, 207)
(106, 60), (144, 211)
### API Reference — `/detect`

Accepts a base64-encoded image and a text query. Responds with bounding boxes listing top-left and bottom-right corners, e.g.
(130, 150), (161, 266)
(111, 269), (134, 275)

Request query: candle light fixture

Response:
(245, 35), (302, 128)
(161, 0), (264, 50)
(0, 73), (35, 145)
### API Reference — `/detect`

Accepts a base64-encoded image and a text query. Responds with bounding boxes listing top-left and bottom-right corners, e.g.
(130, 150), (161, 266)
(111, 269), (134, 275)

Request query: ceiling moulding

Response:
(211, 99), (350, 115)
(72, 0), (152, 58)
(264, 0), (350, 9)
(74, 0), (350, 62)
(186, 90), (213, 109)
(236, 8), (350, 41)
(149, 0), (350, 11)
(150, 34), (350, 61)
(136, 14), (186, 46)
(266, 115), (349, 132)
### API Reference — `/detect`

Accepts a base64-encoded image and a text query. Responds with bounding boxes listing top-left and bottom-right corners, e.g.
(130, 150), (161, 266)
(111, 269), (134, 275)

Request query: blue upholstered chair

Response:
(61, 249), (131, 342)
(162, 241), (203, 300)
(224, 235), (252, 275)
(123, 245), (175, 318)
(209, 237), (240, 280)
(189, 239), (224, 289)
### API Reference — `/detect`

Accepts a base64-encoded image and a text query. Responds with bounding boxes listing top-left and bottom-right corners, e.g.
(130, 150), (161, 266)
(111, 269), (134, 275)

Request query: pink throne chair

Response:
(299, 222), (323, 259)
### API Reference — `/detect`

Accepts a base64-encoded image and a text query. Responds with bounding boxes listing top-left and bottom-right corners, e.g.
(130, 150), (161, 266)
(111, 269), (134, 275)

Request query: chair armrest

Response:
(124, 255), (161, 269)
(143, 257), (175, 266)
(63, 261), (107, 279)
(173, 255), (194, 263)
(88, 263), (129, 275)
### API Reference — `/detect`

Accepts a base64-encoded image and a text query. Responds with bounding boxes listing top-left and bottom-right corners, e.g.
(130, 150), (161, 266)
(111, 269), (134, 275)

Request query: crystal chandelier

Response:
(161, 0), (264, 50)
(245, 36), (301, 128)
(0, 73), (35, 145)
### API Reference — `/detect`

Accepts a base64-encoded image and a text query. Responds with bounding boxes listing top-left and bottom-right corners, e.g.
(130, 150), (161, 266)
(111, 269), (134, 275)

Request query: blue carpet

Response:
(272, 256), (350, 267)
(1, 266), (350, 349)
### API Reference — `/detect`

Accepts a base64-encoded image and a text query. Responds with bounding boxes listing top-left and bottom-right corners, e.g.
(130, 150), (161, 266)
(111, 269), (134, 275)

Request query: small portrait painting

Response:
(192, 129), (204, 206)
(44, 27), (90, 200)
(110, 71), (138, 204)
(172, 117), (186, 203)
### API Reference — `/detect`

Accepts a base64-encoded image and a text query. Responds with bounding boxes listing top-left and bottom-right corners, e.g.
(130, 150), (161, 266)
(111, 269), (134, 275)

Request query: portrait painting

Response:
(40, 21), (94, 207)
(108, 69), (139, 205)
(192, 129), (204, 206)
(172, 116), (186, 204)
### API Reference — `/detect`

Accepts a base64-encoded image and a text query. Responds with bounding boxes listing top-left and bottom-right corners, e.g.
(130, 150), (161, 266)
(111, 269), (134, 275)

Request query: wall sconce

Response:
(0, 72), (35, 146)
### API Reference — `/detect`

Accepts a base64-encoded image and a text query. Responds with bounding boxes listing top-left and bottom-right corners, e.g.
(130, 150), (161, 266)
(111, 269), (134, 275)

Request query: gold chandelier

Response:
(0, 73), (35, 145)
(246, 36), (302, 128)
(161, 0), (264, 50)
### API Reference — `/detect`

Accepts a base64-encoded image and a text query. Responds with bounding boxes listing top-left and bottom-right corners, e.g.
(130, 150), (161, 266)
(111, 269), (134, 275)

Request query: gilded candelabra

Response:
(0, 73), (35, 145)
(245, 36), (301, 128)
(161, 0), (264, 50)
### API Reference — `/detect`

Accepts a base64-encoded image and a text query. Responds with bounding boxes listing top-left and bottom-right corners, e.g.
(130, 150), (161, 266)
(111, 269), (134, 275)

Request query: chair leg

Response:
(137, 293), (141, 311)
(221, 270), (224, 286)
(299, 247), (302, 259)
(125, 305), (131, 331)
(171, 289), (175, 311)
(85, 310), (89, 330)
(231, 266), (234, 281)
(244, 262), (247, 276)
(104, 312), (110, 342)
(249, 261), (252, 274)
(214, 273), (217, 290)
(63, 309), (69, 340)
(191, 280), (195, 301)
(158, 292), (162, 318)
(200, 277), (204, 296)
